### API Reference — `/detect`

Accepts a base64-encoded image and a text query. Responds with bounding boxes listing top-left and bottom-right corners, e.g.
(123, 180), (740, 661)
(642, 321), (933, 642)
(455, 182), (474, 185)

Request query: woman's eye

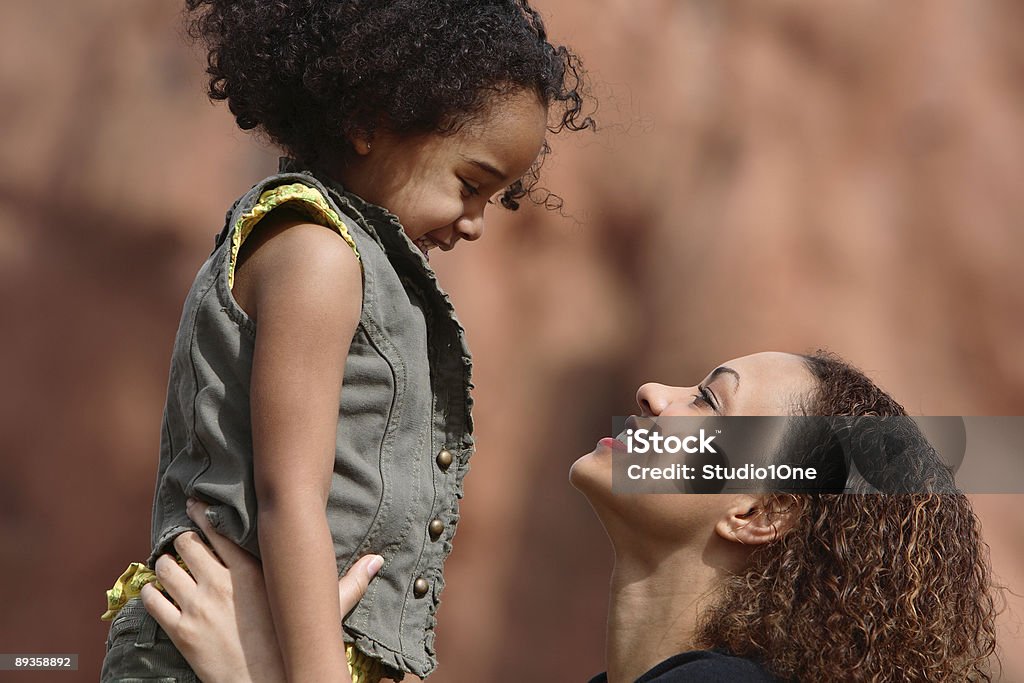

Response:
(693, 386), (715, 409)
(460, 178), (480, 197)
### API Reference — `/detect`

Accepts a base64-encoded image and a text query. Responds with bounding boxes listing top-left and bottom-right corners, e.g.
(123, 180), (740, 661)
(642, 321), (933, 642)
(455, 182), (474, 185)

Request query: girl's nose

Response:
(454, 212), (485, 242)
(636, 382), (673, 416)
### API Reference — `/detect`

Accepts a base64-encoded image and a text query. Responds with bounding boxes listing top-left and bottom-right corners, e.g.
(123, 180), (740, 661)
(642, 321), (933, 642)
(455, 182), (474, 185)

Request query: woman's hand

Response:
(140, 499), (383, 683)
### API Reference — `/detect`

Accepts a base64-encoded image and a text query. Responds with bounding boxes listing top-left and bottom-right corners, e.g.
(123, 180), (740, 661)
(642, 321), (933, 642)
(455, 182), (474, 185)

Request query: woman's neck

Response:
(604, 539), (746, 683)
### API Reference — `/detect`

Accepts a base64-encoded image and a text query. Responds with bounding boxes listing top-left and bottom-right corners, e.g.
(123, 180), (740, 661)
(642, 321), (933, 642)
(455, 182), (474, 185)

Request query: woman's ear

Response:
(715, 495), (798, 546)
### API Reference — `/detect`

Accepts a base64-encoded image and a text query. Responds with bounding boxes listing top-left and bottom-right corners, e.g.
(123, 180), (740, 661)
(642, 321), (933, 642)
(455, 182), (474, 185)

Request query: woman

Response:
(145, 351), (998, 682)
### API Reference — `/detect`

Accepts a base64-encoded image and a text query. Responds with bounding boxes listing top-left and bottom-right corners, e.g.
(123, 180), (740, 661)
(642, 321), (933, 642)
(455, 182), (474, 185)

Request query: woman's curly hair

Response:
(184, 0), (594, 209)
(696, 351), (999, 682)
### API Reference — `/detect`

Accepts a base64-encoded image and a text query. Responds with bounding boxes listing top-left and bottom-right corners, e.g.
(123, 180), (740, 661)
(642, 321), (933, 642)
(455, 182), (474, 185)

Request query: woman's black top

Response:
(587, 649), (778, 682)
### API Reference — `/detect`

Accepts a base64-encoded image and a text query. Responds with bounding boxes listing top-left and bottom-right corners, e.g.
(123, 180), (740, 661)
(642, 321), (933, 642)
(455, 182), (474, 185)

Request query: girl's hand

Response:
(140, 499), (383, 683)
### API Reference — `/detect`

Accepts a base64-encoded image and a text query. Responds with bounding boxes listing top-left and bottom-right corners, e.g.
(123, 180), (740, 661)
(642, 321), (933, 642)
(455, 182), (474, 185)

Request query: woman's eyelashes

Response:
(459, 177), (480, 197)
(693, 385), (718, 411)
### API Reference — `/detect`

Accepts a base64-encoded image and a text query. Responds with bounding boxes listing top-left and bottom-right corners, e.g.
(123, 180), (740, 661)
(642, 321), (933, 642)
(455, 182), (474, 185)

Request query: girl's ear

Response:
(351, 134), (372, 156)
(714, 495), (798, 546)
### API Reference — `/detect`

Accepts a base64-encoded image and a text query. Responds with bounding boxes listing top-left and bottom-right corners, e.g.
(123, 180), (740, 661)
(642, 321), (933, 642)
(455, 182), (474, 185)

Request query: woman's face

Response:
(633, 351), (815, 420)
(569, 352), (816, 546)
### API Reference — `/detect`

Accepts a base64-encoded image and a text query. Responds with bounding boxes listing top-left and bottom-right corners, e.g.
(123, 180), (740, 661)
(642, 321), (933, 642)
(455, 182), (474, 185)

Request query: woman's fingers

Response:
(140, 580), (181, 633)
(185, 498), (244, 569)
(153, 552), (197, 605)
(337, 554), (384, 616)
(172, 529), (221, 581)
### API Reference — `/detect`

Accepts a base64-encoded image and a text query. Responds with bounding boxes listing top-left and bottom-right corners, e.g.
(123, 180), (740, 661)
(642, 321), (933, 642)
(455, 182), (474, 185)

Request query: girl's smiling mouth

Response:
(414, 235), (439, 259)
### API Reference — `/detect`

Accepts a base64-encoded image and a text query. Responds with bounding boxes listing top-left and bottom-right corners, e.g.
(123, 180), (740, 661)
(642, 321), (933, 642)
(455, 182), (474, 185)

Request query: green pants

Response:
(100, 598), (198, 682)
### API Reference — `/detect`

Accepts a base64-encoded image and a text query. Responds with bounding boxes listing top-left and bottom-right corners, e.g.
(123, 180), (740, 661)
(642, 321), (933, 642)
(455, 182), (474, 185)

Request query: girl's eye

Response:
(460, 178), (480, 197)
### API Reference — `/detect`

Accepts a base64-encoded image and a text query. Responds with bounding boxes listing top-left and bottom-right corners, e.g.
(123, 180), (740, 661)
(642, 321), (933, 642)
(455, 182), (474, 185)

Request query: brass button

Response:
(413, 577), (429, 598)
(436, 449), (454, 470)
(428, 518), (445, 539)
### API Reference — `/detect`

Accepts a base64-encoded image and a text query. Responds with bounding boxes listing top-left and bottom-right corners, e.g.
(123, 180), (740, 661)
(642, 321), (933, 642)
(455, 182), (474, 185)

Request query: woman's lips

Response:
(599, 437), (629, 452)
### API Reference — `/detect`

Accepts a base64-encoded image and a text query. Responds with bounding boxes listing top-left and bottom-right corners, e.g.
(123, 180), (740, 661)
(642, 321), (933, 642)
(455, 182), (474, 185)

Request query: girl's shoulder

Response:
(225, 175), (362, 291)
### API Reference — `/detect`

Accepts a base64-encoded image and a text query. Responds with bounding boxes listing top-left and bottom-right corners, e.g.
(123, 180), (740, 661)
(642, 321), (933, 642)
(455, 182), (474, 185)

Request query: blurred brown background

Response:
(2, 0), (1022, 680)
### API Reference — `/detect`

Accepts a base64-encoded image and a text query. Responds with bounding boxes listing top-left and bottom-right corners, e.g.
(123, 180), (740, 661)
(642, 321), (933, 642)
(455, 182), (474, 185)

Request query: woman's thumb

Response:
(337, 554), (384, 614)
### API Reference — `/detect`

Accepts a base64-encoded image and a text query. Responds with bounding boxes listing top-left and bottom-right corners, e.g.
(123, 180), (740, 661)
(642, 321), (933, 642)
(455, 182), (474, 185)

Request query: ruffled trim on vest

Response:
(227, 182), (360, 289)
(276, 159), (477, 678)
(325, 182), (475, 678)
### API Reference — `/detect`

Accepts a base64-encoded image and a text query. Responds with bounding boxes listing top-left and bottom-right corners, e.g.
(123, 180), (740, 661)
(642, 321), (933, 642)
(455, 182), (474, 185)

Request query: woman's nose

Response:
(636, 382), (673, 416)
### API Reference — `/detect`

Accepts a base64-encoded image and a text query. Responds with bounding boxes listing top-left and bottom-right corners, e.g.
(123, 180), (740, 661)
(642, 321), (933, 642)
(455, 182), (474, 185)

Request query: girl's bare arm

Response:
(242, 217), (362, 681)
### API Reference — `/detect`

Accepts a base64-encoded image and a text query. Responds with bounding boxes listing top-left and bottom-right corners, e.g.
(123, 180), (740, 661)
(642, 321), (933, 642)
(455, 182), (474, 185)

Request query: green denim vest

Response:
(149, 159), (474, 678)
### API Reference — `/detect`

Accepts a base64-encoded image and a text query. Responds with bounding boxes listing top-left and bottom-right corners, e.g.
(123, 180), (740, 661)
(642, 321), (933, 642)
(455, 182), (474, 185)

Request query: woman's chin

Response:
(568, 452), (591, 491)
(569, 446), (612, 497)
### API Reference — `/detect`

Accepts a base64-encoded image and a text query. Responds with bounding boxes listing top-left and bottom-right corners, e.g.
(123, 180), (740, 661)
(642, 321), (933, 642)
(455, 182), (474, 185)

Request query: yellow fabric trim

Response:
(228, 183), (361, 289)
(346, 644), (385, 683)
(101, 559), (188, 621)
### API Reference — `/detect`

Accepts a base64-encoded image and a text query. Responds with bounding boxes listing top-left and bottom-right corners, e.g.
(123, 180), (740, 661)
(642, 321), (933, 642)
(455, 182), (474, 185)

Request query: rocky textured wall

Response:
(1, 1), (1021, 680)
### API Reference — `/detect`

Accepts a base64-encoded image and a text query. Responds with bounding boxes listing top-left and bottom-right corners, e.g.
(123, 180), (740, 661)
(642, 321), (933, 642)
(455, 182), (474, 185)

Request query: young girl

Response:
(100, 1), (592, 681)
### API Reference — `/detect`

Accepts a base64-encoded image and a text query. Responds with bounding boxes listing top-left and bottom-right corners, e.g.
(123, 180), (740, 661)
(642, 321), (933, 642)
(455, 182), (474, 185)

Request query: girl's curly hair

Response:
(184, 0), (594, 209)
(696, 351), (999, 682)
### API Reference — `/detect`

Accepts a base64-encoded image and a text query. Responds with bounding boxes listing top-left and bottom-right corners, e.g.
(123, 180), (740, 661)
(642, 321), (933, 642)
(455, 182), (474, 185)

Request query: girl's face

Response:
(338, 88), (549, 259)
